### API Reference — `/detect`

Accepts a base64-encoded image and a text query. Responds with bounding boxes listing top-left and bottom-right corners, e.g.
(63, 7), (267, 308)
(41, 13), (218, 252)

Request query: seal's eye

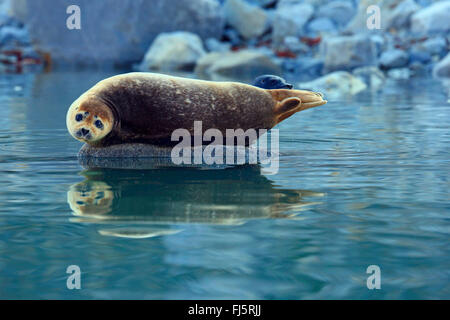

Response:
(75, 114), (83, 122)
(94, 119), (104, 130)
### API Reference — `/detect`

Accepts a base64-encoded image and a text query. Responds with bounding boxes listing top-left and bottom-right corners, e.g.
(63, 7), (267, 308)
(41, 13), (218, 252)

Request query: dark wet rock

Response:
(222, 27), (243, 46)
(379, 49), (409, 69)
(409, 50), (432, 64)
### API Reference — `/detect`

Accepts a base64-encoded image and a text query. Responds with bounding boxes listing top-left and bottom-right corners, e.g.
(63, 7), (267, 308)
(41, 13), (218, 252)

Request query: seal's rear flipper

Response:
(270, 89), (327, 124)
(274, 97), (302, 115)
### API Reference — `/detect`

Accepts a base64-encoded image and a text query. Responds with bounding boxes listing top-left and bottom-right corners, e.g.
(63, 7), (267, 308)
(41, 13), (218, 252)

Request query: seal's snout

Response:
(76, 128), (91, 140)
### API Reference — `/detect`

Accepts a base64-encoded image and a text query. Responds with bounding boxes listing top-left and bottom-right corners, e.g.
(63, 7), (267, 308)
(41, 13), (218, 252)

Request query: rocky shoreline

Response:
(0, 0), (449, 94)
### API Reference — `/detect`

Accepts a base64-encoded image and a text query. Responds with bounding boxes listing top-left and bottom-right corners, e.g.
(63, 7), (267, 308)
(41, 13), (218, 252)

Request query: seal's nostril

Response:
(81, 128), (90, 136)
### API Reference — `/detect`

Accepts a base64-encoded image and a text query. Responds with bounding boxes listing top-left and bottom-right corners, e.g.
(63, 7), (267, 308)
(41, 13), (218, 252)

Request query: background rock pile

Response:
(0, 0), (449, 93)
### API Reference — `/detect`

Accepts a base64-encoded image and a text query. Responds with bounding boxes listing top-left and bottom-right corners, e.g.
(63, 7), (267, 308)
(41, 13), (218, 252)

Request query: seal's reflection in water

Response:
(68, 159), (324, 238)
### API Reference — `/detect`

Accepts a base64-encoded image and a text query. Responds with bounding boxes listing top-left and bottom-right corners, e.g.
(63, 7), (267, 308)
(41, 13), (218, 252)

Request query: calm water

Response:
(0, 71), (449, 299)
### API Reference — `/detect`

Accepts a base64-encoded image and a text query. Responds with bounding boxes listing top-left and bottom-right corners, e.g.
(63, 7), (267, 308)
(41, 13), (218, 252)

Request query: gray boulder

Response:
(8, 0), (223, 66)
(317, 1), (355, 28)
(379, 49), (409, 69)
(139, 32), (206, 72)
(298, 71), (367, 97)
(411, 1), (450, 34)
(433, 53), (450, 78)
(272, 2), (314, 45)
(419, 37), (448, 56)
(223, 0), (269, 39)
(385, 0), (420, 30)
(307, 17), (336, 34)
(321, 35), (377, 72)
(195, 49), (282, 82)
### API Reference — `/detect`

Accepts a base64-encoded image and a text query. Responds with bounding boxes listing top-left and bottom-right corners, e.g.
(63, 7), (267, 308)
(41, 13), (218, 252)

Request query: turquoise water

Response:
(0, 71), (449, 299)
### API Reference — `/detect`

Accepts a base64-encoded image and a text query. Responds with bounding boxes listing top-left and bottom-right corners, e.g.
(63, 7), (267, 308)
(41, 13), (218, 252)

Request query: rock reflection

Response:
(67, 163), (324, 238)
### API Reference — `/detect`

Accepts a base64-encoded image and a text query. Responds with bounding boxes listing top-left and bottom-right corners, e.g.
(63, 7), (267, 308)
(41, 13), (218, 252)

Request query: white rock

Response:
(411, 1), (450, 34)
(298, 71), (367, 96)
(272, 3), (314, 45)
(195, 49), (282, 81)
(224, 0), (269, 39)
(353, 66), (385, 90)
(387, 68), (411, 79)
(140, 32), (206, 71)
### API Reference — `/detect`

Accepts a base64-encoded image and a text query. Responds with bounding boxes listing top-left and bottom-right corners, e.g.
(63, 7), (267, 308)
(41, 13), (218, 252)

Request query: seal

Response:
(66, 72), (326, 148)
(253, 75), (293, 89)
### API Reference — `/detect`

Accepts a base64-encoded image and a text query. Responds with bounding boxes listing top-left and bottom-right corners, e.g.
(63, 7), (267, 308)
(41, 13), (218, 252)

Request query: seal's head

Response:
(66, 96), (114, 145)
(67, 180), (114, 216)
